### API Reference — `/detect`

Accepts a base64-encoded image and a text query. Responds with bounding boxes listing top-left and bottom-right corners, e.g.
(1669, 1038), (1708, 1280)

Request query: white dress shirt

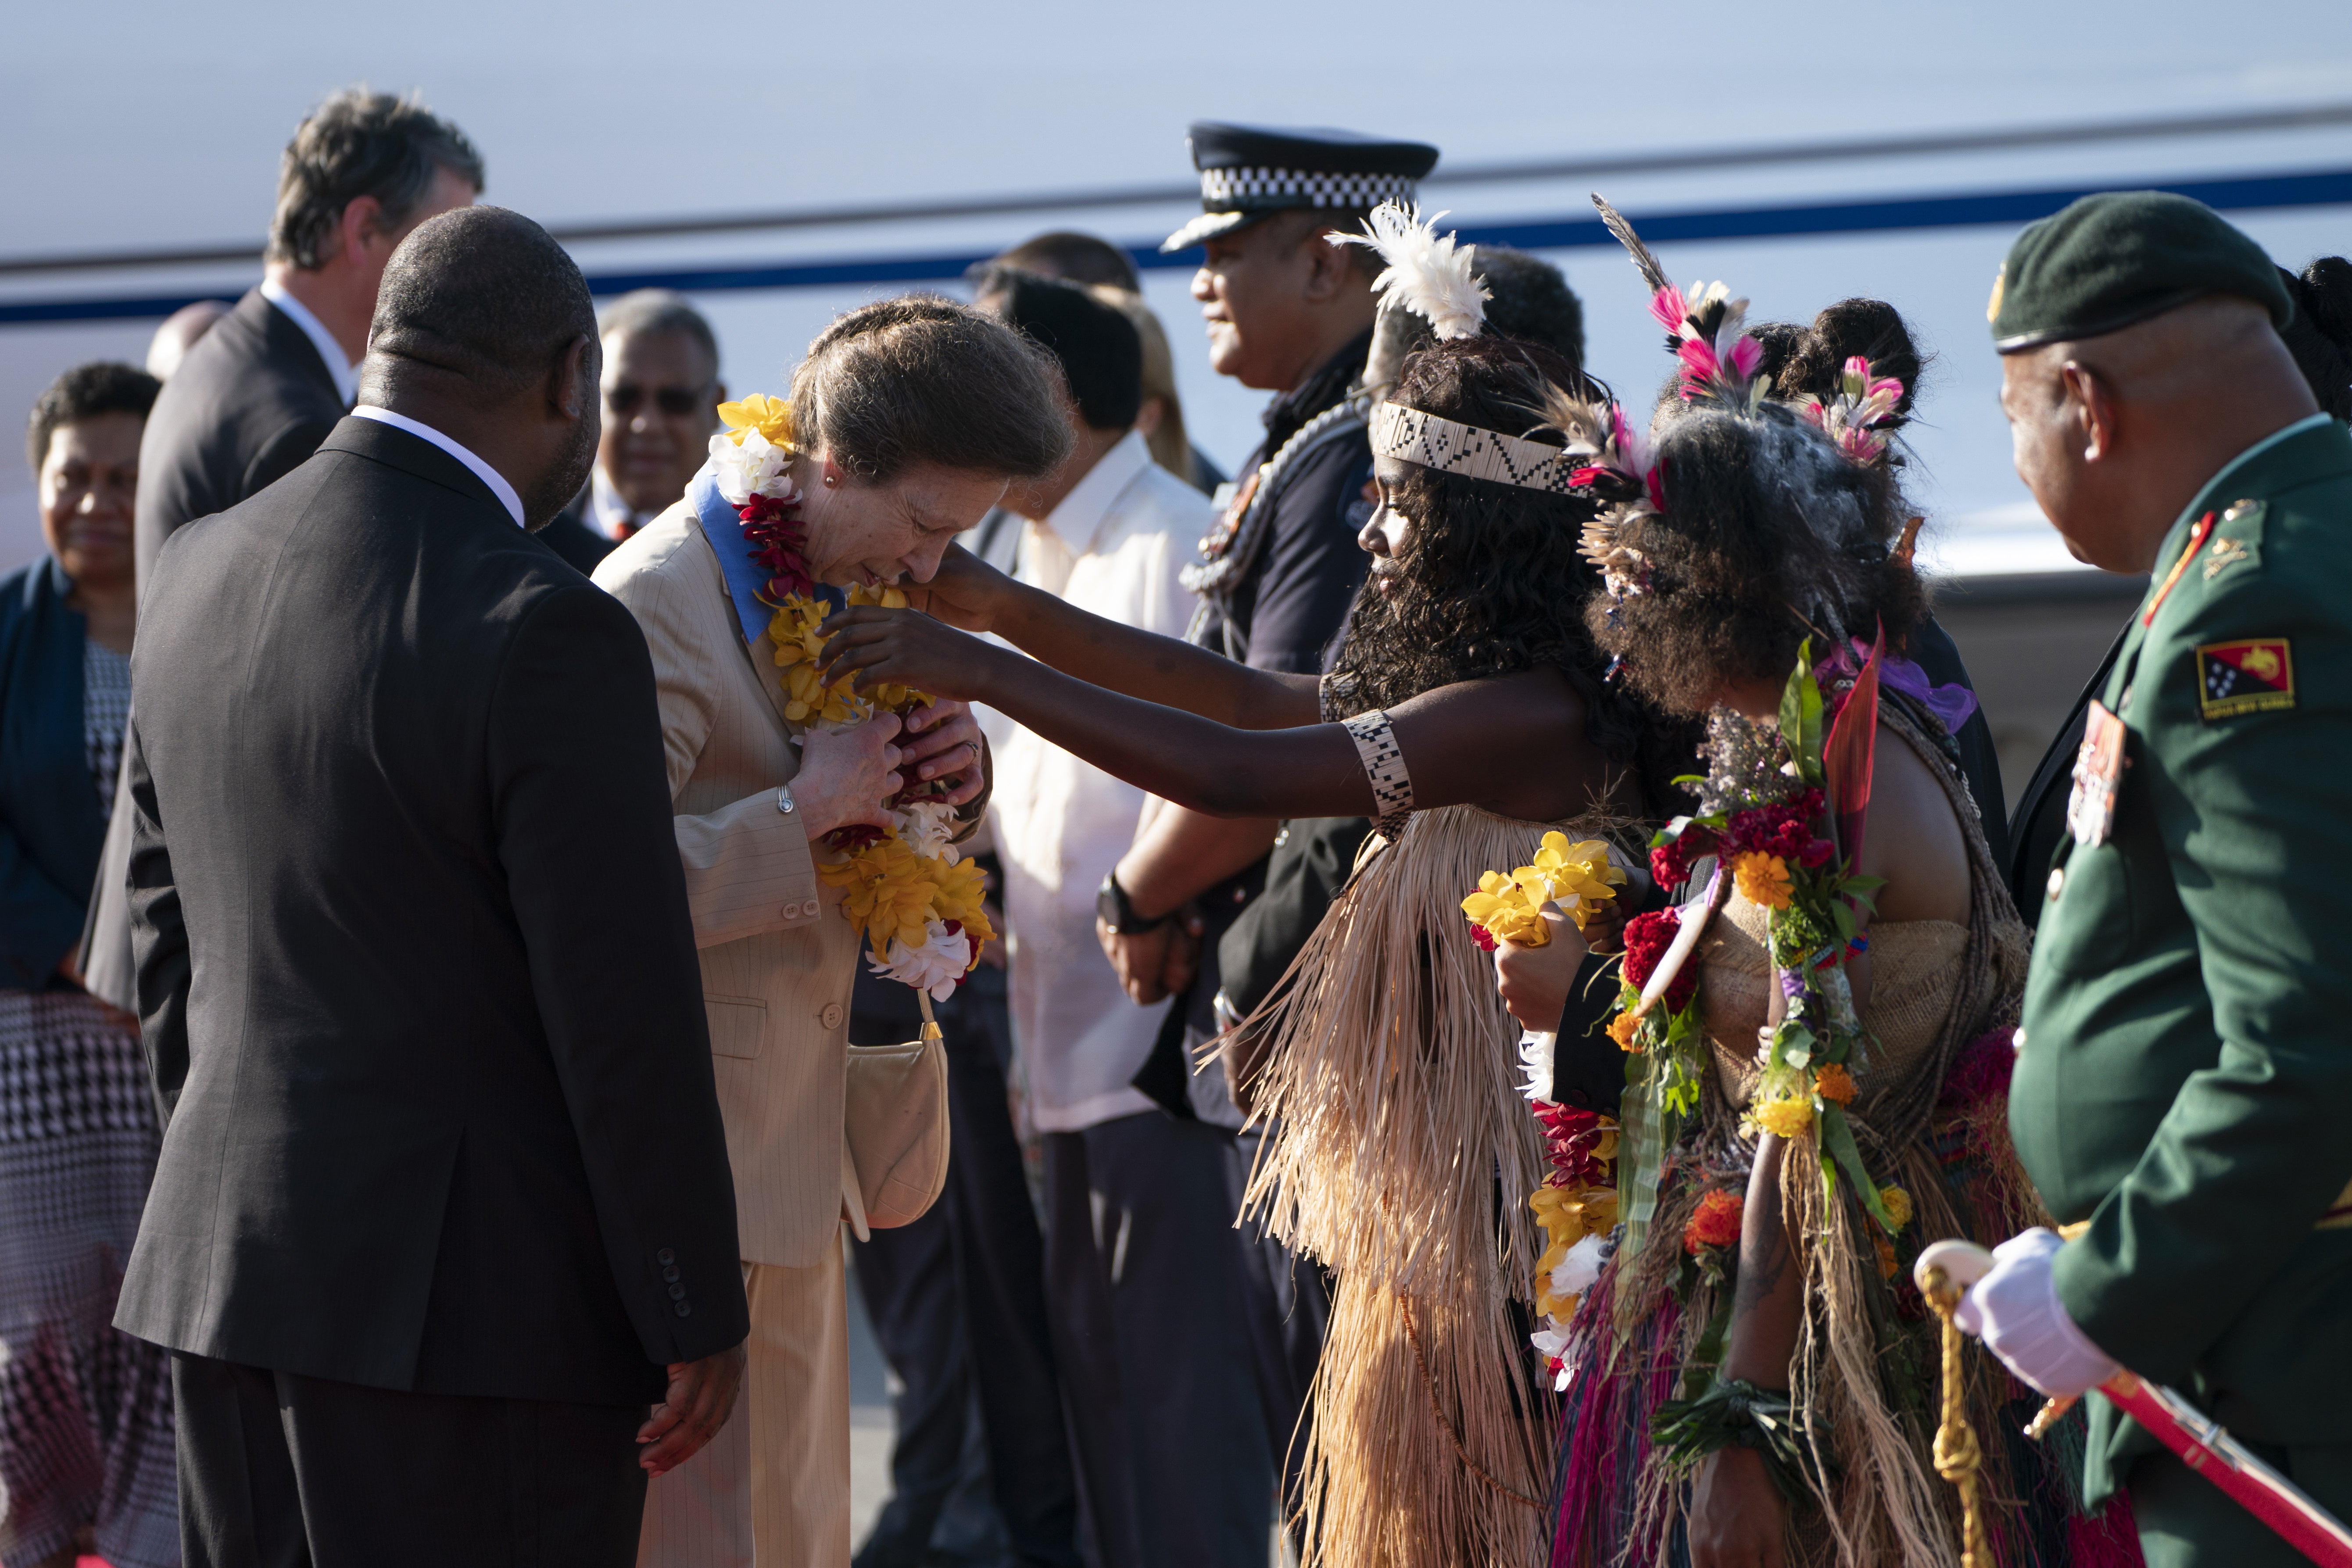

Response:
(352, 406), (527, 528)
(590, 466), (661, 540)
(991, 430), (1209, 1132)
(259, 276), (359, 408)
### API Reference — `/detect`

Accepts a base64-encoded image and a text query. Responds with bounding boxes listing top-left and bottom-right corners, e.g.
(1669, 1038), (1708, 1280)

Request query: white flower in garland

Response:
(1517, 1029), (1556, 1104)
(1530, 1325), (1574, 1392)
(1552, 1232), (1607, 1304)
(890, 800), (962, 864)
(709, 427), (795, 506)
(869, 918), (975, 1002)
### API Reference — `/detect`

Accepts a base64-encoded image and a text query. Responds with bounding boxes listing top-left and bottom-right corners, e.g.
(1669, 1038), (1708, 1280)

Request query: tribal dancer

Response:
(1542, 205), (2125, 1568)
(820, 206), (1683, 1566)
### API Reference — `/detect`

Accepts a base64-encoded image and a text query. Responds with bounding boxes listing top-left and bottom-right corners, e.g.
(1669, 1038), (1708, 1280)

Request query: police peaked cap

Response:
(1161, 122), (1441, 254)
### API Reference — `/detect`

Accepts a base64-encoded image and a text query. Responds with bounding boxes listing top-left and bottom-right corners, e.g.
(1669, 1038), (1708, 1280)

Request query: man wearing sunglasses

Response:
(541, 289), (726, 573)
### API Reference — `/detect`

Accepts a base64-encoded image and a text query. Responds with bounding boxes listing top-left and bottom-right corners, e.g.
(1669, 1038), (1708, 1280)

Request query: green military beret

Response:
(1989, 190), (2295, 353)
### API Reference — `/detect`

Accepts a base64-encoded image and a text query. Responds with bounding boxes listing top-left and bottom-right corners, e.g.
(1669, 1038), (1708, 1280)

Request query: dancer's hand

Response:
(898, 544), (1009, 633)
(793, 713), (903, 840)
(1689, 1446), (1787, 1568)
(818, 607), (997, 705)
(899, 699), (988, 808)
(1492, 903), (1588, 1033)
(637, 1342), (747, 1476)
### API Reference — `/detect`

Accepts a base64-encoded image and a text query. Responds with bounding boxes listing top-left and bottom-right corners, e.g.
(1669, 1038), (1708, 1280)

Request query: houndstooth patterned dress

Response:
(0, 637), (180, 1568)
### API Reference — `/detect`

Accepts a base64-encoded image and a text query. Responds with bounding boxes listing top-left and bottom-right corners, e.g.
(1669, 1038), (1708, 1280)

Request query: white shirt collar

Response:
(590, 466), (655, 538)
(1038, 429), (1153, 557)
(351, 406), (528, 529)
(259, 276), (359, 408)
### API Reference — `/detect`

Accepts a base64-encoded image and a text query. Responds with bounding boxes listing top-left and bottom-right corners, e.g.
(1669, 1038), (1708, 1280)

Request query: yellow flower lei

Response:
(818, 834), (995, 956)
(767, 582), (931, 726)
(1461, 833), (1625, 946)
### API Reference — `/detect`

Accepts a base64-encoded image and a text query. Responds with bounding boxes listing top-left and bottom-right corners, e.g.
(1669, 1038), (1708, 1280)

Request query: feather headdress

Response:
(1520, 379), (1663, 605)
(1331, 201), (1491, 342)
(1593, 194), (1768, 410)
(1796, 355), (1907, 464)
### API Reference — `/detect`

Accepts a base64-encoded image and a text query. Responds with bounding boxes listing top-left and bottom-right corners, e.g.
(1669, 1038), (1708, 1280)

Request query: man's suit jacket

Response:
(115, 416), (747, 1405)
(133, 287), (347, 585)
(82, 288), (353, 1012)
(2005, 623), (2130, 928)
(540, 492), (619, 576)
(593, 507), (859, 1268)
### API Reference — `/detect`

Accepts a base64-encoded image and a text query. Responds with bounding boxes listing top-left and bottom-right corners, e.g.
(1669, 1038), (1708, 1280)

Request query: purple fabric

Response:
(1826, 639), (1979, 736)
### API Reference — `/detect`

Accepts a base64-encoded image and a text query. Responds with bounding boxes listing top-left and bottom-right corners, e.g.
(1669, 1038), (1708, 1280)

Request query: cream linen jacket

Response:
(593, 504), (859, 1269)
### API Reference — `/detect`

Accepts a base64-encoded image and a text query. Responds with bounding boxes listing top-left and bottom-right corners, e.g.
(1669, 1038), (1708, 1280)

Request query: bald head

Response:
(358, 207), (602, 531)
(362, 206), (595, 407)
(1999, 294), (2320, 573)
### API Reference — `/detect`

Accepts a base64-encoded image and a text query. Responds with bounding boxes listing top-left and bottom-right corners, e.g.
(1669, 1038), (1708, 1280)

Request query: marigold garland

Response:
(1682, 1189), (1745, 1255)
(709, 391), (977, 999)
(1733, 850), (1794, 910)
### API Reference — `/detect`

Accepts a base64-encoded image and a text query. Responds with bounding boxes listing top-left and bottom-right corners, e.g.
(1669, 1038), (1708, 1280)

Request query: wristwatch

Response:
(1095, 870), (1169, 935)
(777, 784), (796, 816)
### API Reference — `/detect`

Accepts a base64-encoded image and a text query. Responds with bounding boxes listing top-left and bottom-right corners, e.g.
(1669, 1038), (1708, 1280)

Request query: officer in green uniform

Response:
(1950, 191), (2352, 1566)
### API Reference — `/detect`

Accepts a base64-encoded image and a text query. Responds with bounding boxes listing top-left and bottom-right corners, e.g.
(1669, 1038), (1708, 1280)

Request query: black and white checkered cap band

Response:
(1372, 402), (1583, 496)
(1199, 167), (1420, 211)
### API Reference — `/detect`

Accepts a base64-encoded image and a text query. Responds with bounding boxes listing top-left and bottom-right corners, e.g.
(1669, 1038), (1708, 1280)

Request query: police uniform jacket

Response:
(2014, 412), (2352, 1500)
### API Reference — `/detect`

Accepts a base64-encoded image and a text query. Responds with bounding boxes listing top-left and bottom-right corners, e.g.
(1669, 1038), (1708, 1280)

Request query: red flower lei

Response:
(738, 491), (814, 604)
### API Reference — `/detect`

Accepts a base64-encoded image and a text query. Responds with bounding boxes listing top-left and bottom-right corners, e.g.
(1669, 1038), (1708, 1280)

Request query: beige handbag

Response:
(841, 992), (950, 1238)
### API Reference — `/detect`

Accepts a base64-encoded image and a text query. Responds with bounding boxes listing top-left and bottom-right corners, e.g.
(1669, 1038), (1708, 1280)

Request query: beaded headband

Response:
(1371, 401), (1584, 496)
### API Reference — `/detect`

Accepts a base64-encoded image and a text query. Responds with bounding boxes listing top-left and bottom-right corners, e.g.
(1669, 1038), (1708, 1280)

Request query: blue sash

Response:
(687, 460), (843, 648)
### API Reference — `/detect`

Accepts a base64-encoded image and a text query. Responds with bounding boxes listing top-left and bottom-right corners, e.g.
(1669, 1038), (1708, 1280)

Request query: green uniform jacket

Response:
(2014, 414), (2352, 1504)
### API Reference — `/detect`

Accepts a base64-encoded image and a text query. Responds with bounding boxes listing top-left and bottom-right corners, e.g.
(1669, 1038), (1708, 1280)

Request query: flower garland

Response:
(709, 396), (993, 1000)
(1605, 640), (1905, 1243)
(1459, 831), (1624, 952)
(1457, 832), (1626, 1387)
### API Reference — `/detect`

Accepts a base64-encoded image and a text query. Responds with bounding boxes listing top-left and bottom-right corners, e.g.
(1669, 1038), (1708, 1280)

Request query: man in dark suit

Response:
(83, 89), (483, 1013)
(117, 205), (748, 1568)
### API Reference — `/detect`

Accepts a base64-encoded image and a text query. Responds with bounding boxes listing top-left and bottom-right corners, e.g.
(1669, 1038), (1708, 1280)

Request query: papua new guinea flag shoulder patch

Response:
(2197, 638), (2295, 720)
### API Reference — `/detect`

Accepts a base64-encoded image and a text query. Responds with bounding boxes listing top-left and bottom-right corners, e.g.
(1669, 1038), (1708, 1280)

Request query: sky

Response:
(3, 0), (2348, 576)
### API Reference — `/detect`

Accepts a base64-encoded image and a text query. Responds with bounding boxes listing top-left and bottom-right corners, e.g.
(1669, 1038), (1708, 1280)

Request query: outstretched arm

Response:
(902, 544), (1321, 730)
(820, 607), (1614, 823)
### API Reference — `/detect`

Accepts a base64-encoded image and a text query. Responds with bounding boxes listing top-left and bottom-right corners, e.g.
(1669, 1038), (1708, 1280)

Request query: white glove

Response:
(1951, 1227), (2122, 1397)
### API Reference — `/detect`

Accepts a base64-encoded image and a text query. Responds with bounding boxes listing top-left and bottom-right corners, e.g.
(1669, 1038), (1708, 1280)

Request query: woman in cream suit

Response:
(594, 297), (1070, 1567)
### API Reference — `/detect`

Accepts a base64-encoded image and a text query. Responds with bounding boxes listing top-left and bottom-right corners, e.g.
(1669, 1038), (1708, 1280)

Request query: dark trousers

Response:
(1044, 1113), (1273, 1568)
(2129, 1439), (2352, 1568)
(849, 965), (1081, 1568)
(171, 1351), (645, 1568)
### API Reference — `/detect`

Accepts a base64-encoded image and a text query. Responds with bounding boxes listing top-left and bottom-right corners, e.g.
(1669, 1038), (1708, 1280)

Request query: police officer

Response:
(1099, 125), (1439, 1049)
(1957, 191), (2352, 1567)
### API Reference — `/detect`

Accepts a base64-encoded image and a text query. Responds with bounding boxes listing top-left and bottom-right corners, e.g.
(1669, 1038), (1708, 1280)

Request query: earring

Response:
(823, 471), (839, 488)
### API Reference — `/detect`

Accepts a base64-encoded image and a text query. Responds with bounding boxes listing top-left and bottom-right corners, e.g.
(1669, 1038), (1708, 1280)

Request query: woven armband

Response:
(1341, 709), (1415, 842)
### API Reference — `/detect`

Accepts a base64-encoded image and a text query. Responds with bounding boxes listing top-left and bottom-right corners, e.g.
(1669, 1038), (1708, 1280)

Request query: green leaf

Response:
(1772, 1022), (1815, 1070)
(1820, 1104), (1895, 1232)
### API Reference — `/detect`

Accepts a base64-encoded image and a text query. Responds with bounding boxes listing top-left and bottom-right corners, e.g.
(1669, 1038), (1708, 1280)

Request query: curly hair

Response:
(1586, 400), (1927, 716)
(1320, 336), (1677, 803)
(1751, 297), (1929, 434)
(2281, 256), (2352, 421)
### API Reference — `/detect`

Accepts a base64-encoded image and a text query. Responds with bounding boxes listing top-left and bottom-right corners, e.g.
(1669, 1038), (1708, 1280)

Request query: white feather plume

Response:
(1330, 202), (1490, 341)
